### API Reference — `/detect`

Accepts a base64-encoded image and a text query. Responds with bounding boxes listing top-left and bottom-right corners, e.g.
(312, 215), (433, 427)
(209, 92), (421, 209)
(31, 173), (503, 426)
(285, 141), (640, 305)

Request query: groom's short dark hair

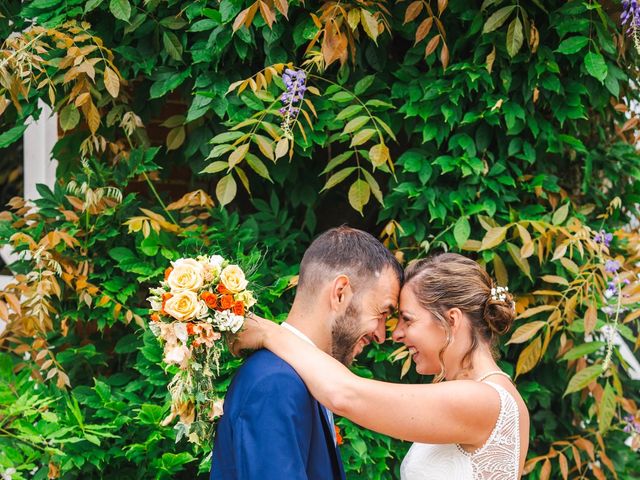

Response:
(297, 226), (403, 293)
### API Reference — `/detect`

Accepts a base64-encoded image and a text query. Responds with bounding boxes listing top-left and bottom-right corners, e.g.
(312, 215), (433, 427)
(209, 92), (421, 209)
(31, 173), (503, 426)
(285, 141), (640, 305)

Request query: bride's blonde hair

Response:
(404, 253), (515, 382)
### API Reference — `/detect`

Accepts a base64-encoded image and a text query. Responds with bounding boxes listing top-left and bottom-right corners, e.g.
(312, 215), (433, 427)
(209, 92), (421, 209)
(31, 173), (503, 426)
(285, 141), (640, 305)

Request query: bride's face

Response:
(392, 285), (449, 375)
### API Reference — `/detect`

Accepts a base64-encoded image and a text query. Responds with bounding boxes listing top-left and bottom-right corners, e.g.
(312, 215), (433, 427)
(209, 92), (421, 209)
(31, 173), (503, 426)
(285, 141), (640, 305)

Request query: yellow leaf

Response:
(517, 304), (556, 320)
(85, 101), (100, 134)
(274, 137), (288, 160)
(229, 143), (250, 168)
(348, 179), (370, 215)
(216, 174), (237, 206)
(104, 66), (120, 98)
(347, 8), (360, 30)
(360, 10), (380, 43)
(507, 321), (546, 345)
(506, 241), (531, 280)
(253, 134), (274, 160)
(584, 303), (598, 334)
(350, 128), (376, 147)
(369, 143), (389, 168)
(480, 226), (508, 250)
(541, 275), (569, 286)
(515, 335), (542, 377)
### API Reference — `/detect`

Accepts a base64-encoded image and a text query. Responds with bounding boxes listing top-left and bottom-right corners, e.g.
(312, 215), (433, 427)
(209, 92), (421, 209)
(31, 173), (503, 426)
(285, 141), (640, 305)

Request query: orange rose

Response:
(217, 282), (231, 295)
(232, 301), (245, 316)
(150, 313), (160, 322)
(164, 267), (173, 281)
(220, 294), (234, 310)
(186, 323), (195, 335)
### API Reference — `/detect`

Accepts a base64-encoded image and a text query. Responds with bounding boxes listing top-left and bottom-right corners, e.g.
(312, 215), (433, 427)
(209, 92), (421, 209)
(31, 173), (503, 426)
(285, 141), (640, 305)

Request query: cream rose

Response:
(163, 290), (199, 321)
(235, 290), (257, 308)
(220, 265), (248, 293)
(167, 258), (205, 292)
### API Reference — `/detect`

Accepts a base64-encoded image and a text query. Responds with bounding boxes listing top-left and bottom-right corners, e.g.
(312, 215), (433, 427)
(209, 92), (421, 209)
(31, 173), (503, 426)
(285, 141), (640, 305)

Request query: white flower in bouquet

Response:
(163, 290), (200, 321)
(213, 310), (244, 334)
(220, 265), (249, 293)
(167, 258), (205, 292)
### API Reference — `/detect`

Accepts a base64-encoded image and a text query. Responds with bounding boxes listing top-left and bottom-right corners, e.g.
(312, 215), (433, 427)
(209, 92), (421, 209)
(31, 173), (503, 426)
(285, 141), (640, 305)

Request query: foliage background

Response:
(1, 0), (640, 478)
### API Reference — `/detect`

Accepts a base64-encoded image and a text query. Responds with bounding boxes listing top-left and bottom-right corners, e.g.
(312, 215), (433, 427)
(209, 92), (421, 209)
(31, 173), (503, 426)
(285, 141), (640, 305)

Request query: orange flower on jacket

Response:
(334, 425), (343, 446)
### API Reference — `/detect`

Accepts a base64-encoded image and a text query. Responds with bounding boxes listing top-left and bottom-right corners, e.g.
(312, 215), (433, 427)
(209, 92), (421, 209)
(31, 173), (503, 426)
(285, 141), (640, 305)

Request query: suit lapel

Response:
(316, 401), (343, 479)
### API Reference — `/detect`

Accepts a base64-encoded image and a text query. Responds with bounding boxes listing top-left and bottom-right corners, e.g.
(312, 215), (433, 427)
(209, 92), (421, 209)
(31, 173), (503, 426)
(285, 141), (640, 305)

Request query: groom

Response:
(210, 226), (403, 479)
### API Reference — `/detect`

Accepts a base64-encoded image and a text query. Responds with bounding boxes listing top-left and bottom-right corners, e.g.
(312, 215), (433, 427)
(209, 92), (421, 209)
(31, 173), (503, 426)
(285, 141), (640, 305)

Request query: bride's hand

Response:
(229, 313), (272, 356)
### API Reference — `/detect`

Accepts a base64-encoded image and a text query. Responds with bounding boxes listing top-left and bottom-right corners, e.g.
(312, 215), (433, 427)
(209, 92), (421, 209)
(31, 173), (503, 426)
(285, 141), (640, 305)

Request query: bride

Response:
(234, 253), (530, 479)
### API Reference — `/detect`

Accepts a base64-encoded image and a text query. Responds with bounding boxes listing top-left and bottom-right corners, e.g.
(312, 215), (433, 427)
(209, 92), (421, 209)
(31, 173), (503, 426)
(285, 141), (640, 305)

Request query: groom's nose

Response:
(372, 318), (386, 344)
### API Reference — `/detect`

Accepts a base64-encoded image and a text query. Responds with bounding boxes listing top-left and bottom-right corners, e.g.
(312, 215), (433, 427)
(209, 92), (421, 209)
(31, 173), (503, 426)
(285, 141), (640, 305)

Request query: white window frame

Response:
(0, 101), (57, 290)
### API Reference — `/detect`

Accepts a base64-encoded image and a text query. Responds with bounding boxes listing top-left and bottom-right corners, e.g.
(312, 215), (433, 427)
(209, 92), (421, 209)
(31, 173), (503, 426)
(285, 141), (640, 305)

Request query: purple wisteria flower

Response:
(624, 415), (640, 434)
(279, 68), (307, 139)
(594, 230), (613, 247)
(605, 259), (621, 274)
(621, 0), (640, 52)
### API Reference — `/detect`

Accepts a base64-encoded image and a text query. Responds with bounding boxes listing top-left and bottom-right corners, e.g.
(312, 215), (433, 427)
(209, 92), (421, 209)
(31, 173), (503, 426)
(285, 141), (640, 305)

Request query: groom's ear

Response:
(329, 274), (352, 312)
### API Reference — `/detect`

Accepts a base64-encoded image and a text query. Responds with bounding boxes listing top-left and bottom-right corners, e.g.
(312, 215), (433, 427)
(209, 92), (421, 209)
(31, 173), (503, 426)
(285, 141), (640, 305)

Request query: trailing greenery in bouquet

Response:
(146, 255), (256, 445)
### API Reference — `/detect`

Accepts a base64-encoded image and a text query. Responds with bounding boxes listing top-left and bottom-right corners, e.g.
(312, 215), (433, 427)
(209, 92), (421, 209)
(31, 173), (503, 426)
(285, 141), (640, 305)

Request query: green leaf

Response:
(109, 0), (131, 21)
(0, 124), (28, 149)
(598, 383), (616, 433)
(506, 241), (532, 280)
(216, 175), (237, 206)
(348, 179), (371, 214)
(506, 17), (523, 57)
(343, 116), (369, 135)
(584, 51), (608, 83)
(163, 31), (183, 61)
(210, 131), (245, 144)
(201, 161), (228, 174)
(482, 6), (516, 33)
(556, 36), (589, 55)
(245, 153), (272, 181)
(564, 364), (601, 395)
(336, 105), (364, 121)
(321, 167), (356, 191)
(561, 341), (605, 361)
(321, 151), (354, 175)
(453, 217), (471, 248)
(354, 75), (376, 95)
(84, 0), (104, 13)
(361, 170), (384, 206)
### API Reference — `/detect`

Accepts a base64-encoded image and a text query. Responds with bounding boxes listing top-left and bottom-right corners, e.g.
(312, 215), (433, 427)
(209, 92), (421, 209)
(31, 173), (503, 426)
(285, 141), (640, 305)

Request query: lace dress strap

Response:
(456, 381), (521, 479)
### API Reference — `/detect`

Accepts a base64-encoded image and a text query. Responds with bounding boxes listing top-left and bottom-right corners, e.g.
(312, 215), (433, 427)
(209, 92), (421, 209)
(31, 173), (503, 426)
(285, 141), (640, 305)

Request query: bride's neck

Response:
(445, 345), (500, 381)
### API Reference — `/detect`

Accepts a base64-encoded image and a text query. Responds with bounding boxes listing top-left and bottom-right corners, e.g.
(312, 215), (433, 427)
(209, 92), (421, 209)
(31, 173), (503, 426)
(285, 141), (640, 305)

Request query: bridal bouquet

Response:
(147, 254), (256, 444)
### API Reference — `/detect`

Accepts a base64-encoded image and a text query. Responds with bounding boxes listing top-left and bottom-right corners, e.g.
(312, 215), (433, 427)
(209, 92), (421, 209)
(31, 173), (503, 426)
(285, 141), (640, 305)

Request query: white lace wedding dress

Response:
(400, 382), (520, 480)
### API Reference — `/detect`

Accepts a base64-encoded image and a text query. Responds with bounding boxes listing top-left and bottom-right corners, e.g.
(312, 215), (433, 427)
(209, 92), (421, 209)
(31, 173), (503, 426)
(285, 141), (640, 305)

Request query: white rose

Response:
(235, 290), (257, 308)
(196, 299), (209, 319)
(163, 291), (199, 321)
(167, 258), (205, 292)
(220, 265), (248, 293)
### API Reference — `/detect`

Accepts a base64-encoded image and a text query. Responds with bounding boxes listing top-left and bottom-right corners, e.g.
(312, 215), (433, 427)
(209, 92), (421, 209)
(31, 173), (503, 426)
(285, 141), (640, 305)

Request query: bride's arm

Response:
(246, 319), (500, 445)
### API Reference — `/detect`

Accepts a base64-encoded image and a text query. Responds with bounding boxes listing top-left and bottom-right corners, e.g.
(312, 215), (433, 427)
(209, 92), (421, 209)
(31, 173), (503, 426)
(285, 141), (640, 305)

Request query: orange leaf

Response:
(414, 17), (433, 45)
(425, 34), (441, 56)
(259, 1), (276, 29)
(403, 1), (423, 24)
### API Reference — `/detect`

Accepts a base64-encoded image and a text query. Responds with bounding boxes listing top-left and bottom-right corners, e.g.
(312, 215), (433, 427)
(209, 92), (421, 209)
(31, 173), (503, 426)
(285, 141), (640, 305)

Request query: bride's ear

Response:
(330, 274), (352, 312)
(446, 308), (464, 335)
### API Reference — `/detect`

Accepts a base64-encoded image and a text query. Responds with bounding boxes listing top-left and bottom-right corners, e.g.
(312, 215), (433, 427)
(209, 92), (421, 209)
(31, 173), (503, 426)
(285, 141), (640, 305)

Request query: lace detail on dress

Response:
(457, 381), (520, 479)
(400, 381), (520, 480)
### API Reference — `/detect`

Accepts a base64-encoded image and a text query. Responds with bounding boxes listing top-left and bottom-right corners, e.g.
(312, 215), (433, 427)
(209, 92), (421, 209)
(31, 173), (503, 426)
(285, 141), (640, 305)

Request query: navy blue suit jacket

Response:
(210, 350), (346, 480)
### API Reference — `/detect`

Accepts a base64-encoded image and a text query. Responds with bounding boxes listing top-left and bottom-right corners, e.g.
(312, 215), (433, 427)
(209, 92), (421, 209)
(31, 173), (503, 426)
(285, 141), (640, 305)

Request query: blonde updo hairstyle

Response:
(404, 253), (515, 382)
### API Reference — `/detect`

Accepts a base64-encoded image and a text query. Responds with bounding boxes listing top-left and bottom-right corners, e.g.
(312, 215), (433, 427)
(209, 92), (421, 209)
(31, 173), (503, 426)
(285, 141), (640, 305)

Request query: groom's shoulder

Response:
(239, 349), (300, 380)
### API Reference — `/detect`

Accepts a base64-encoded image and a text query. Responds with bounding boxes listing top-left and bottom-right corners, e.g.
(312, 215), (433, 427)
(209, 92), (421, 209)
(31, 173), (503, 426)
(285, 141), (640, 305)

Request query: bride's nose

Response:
(391, 321), (405, 342)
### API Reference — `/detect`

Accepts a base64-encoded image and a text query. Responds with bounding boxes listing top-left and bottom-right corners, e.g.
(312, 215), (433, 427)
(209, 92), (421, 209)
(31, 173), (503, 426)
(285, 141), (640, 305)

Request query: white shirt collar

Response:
(281, 322), (316, 347)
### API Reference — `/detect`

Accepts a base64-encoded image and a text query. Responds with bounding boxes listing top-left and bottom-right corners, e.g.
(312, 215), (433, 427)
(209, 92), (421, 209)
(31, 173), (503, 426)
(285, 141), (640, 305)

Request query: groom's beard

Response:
(331, 302), (364, 366)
